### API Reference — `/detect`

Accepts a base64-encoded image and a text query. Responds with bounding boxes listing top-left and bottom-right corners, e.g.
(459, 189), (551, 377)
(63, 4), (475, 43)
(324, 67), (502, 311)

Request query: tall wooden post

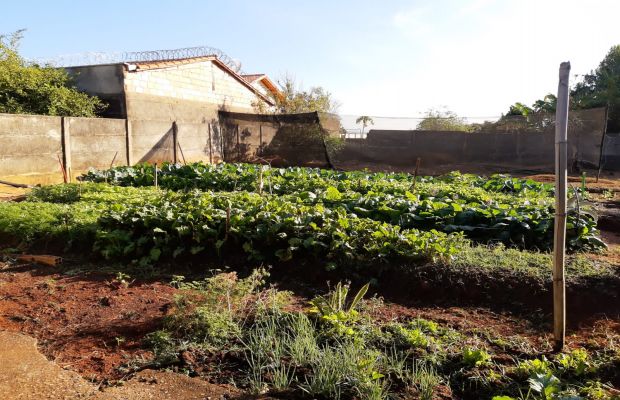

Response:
(125, 119), (133, 166)
(172, 121), (179, 164)
(553, 61), (570, 351)
(60, 117), (72, 183)
(236, 124), (241, 161)
(259, 124), (263, 156)
(208, 123), (214, 164)
(596, 105), (610, 182)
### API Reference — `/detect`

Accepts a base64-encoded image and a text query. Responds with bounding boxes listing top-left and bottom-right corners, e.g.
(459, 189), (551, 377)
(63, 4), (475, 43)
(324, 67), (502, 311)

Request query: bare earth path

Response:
(0, 330), (94, 399)
(0, 331), (244, 400)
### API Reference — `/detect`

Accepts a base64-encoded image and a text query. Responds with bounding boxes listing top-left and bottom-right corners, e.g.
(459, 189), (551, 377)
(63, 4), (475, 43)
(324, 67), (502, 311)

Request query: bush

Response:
(0, 30), (104, 117)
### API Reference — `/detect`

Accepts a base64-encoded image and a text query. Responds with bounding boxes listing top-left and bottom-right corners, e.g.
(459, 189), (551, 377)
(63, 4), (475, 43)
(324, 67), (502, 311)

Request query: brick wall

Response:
(124, 60), (265, 112)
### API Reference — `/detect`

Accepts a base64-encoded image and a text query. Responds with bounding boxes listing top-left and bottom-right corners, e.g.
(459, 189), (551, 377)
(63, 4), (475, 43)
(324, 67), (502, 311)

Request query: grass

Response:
(133, 269), (620, 400)
(448, 243), (617, 281)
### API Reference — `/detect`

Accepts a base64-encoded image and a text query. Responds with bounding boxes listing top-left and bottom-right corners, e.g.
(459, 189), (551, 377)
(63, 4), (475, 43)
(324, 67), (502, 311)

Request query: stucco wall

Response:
(0, 110), (613, 186)
(0, 113), (63, 184)
(66, 117), (127, 173)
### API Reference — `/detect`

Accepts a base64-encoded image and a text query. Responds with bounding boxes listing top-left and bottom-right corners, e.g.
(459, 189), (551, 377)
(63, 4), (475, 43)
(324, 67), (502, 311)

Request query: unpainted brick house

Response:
(62, 56), (283, 165)
(65, 56), (280, 122)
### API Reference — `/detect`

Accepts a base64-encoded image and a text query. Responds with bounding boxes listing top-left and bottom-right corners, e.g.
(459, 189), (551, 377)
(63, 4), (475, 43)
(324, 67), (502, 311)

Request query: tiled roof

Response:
(241, 74), (265, 83)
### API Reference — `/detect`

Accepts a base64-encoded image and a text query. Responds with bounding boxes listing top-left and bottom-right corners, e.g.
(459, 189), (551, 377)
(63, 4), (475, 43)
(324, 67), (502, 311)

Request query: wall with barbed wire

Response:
(0, 107), (613, 186)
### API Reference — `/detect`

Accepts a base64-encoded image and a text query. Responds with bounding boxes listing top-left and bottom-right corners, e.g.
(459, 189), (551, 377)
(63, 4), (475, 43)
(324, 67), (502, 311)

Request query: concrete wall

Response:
(120, 60), (275, 165)
(1, 110), (612, 185)
(0, 113), (63, 184)
(66, 117), (127, 174)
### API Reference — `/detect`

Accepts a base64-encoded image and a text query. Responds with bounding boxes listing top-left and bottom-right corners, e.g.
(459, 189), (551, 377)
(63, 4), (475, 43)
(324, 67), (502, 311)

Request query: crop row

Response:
(80, 162), (554, 199)
(95, 190), (463, 267)
(79, 164), (602, 250)
(0, 184), (463, 268)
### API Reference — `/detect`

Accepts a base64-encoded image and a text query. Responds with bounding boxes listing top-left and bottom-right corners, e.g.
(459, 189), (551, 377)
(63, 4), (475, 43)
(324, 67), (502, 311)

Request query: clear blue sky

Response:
(2, 0), (619, 127)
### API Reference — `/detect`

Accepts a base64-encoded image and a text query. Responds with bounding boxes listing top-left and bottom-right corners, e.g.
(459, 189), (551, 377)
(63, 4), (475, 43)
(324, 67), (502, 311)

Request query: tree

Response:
(0, 30), (104, 117)
(571, 45), (620, 130)
(532, 94), (557, 114)
(416, 107), (472, 132)
(254, 75), (340, 114)
(355, 115), (374, 134)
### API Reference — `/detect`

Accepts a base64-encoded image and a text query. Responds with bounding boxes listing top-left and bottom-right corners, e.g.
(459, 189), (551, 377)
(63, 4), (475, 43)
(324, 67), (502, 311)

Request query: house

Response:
(65, 55), (280, 121)
(62, 53), (283, 164)
(241, 74), (281, 102)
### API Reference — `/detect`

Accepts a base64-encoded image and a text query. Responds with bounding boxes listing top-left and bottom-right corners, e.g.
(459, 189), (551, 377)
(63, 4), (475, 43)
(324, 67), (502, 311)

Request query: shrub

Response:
(0, 30), (104, 117)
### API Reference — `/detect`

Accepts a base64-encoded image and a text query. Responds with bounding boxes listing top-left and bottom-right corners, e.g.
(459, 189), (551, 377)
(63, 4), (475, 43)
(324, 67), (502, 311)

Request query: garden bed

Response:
(0, 164), (619, 399)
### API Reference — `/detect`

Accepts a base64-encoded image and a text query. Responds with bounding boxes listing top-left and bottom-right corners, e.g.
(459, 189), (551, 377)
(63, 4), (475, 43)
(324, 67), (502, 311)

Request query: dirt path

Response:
(0, 330), (94, 399)
(0, 330), (245, 400)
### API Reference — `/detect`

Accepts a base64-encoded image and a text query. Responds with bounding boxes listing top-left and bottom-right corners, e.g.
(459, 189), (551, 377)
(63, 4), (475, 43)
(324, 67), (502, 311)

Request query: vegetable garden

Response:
(0, 162), (618, 399)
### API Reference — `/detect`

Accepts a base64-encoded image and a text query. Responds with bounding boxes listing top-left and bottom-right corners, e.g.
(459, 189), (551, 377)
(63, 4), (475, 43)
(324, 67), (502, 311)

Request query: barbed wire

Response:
(32, 46), (244, 74)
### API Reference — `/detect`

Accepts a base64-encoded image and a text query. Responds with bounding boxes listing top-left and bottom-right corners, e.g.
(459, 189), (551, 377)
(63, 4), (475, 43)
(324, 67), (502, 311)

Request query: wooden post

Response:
(172, 121), (179, 164)
(411, 157), (421, 192)
(259, 124), (263, 156)
(154, 163), (158, 189)
(125, 119), (133, 166)
(110, 151), (118, 169)
(236, 124), (241, 161)
(60, 117), (72, 183)
(220, 122), (226, 161)
(208, 123), (214, 164)
(225, 206), (231, 240)
(57, 154), (68, 183)
(596, 105), (609, 182)
(553, 61), (570, 352)
(177, 142), (187, 165)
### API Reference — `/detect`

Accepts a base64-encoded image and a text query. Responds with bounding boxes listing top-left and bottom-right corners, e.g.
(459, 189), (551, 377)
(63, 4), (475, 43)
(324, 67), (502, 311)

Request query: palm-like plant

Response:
(355, 115), (374, 135)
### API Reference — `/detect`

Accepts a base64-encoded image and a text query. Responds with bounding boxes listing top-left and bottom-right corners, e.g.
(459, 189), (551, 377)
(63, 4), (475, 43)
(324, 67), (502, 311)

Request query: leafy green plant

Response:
(556, 348), (596, 377)
(389, 324), (433, 348)
(308, 282), (369, 337)
(165, 306), (240, 349)
(462, 348), (492, 368)
(143, 330), (179, 366)
(79, 162), (604, 251)
(517, 357), (554, 377)
(527, 373), (561, 400)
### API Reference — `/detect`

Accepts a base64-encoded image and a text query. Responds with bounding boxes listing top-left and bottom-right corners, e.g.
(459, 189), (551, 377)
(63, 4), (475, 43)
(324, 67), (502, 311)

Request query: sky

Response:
(2, 0), (619, 129)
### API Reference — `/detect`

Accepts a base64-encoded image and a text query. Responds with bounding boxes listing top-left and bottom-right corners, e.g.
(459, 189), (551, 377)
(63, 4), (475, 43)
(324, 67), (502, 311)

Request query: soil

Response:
(0, 258), (619, 398)
(0, 329), (251, 399)
(525, 173), (620, 192)
(0, 262), (176, 381)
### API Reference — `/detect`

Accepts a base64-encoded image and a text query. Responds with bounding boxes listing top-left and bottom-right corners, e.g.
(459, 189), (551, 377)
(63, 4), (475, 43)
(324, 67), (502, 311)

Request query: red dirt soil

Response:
(0, 262), (176, 382)
(1, 260), (618, 389)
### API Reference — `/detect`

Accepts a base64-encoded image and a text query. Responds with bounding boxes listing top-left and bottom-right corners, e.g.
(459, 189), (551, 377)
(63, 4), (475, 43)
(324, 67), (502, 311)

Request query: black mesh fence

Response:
(218, 108), (610, 175)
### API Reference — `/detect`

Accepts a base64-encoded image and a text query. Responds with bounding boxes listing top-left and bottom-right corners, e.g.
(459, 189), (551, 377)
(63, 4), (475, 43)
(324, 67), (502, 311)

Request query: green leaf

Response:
(149, 247), (161, 261)
(325, 186), (342, 201)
